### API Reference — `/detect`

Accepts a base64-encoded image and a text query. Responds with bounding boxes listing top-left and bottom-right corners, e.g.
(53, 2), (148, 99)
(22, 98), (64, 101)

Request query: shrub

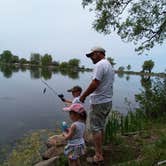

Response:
(135, 78), (166, 118)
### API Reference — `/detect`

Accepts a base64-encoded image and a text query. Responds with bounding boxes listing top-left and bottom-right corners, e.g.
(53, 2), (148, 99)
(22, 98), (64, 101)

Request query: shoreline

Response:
(0, 62), (165, 78)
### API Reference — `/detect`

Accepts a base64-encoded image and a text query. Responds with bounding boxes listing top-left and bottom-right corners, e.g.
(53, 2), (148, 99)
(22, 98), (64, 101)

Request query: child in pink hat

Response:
(63, 103), (87, 166)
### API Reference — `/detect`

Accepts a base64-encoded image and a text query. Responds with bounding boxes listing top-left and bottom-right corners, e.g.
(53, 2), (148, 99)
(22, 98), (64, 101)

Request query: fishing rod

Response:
(40, 79), (65, 103)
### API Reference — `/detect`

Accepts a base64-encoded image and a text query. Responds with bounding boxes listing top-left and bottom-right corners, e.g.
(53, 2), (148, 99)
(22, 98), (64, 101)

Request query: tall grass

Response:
(104, 109), (146, 143)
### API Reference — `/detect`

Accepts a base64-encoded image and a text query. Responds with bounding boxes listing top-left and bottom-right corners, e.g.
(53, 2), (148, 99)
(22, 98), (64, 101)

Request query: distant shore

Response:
(0, 62), (166, 77)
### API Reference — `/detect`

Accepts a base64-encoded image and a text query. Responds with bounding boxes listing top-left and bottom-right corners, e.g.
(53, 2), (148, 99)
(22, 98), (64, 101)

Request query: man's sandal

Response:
(87, 155), (104, 165)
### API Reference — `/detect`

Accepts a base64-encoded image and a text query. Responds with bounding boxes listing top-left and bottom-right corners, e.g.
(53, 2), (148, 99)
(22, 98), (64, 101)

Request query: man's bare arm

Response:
(80, 79), (100, 102)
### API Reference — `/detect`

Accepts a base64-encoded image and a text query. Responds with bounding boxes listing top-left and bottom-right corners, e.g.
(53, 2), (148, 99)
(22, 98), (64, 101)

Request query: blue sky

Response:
(0, 0), (165, 72)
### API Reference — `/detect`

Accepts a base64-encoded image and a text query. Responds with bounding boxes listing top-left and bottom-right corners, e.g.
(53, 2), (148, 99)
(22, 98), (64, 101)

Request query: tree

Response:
(41, 54), (52, 66)
(12, 56), (19, 63)
(19, 58), (27, 64)
(142, 60), (155, 73)
(0, 50), (13, 63)
(52, 61), (59, 66)
(107, 57), (116, 66)
(118, 66), (125, 72)
(68, 59), (80, 68)
(82, 0), (166, 53)
(30, 53), (41, 65)
(59, 62), (69, 70)
(127, 64), (131, 71)
(135, 79), (166, 118)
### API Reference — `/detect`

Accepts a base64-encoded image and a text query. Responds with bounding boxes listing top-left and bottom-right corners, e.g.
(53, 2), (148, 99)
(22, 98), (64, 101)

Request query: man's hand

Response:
(79, 95), (86, 103)
(79, 79), (100, 103)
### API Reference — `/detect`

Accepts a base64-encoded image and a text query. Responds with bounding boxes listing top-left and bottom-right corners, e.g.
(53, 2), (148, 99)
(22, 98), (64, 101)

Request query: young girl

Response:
(63, 103), (87, 166)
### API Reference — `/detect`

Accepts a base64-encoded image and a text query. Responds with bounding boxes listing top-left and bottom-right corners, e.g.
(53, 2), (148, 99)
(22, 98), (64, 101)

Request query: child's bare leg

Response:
(76, 159), (81, 166)
(69, 159), (80, 166)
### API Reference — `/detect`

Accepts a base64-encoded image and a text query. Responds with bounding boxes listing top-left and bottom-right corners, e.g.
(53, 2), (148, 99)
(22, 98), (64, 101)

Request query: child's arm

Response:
(63, 124), (76, 140)
(58, 94), (72, 104)
(63, 99), (72, 104)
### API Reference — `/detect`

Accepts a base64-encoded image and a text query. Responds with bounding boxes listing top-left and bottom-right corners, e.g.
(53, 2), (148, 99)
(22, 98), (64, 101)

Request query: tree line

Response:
(0, 50), (81, 70)
(107, 57), (155, 74)
(0, 50), (159, 74)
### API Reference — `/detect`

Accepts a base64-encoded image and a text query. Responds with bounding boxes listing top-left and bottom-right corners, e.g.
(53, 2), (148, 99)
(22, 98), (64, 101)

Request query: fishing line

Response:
(40, 79), (65, 104)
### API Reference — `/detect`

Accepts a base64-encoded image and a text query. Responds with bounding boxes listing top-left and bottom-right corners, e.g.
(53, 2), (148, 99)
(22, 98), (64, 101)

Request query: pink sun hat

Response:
(63, 103), (85, 114)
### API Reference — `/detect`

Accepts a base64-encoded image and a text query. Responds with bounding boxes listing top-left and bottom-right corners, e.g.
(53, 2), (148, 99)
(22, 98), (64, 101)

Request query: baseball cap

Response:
(63, 103), (85, 114)
(67, 86), (82, 93)
(86, 46), (106, 57)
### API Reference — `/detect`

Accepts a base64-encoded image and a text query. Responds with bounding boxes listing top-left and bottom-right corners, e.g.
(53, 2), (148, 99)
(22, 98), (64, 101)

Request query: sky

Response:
(0, 0), (165, 72)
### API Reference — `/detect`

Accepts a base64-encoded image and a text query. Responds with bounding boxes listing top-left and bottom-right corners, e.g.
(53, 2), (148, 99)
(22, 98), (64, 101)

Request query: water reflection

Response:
(20, 65), (27, 72)
(117, 72), (124, 78)
(0, 64), (13, 78)
(41, 68), (52, 80)
(30, 67), (41, 79)
(0, 64), (80, 80)
(126, 75), (130, 81)
(140, 75), (152, 89)
(59, 70), (79, 79)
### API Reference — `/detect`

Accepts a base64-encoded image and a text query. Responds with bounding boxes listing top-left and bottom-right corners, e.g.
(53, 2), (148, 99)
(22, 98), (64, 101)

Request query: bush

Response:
(135, 78), (166, 118)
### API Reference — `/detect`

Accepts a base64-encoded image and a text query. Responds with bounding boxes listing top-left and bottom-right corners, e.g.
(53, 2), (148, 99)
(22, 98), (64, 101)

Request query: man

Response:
(80, 47), (114, 163)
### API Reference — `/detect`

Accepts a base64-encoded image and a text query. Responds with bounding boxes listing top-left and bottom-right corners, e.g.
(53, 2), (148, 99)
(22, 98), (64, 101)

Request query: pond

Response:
(0, 65), (155, 152)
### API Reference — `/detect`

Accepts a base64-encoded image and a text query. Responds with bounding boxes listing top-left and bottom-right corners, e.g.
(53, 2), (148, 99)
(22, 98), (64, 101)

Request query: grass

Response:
(1, 115), (166, 166)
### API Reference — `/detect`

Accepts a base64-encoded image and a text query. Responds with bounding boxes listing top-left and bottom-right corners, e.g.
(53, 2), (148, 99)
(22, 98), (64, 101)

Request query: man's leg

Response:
(89, 102), (112, 161)
(93, 130), (104, 160)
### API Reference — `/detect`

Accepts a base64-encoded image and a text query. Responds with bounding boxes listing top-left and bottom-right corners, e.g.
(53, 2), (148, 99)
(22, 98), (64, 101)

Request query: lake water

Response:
(0, 66), (153, 149)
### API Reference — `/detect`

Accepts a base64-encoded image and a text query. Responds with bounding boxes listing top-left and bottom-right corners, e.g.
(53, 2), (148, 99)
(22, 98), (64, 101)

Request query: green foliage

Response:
(82, 0), (166, 53)
(59, 59), (80, 71)
(121, 110), (146, 134)
(0, 64), (13, 78)
(104, 110), (145, 143)
(59, 62), (69, 70)
(1, 130), (54, 166)
(12, 56), (19, 63)
(41, 54), (52, 66)
(30, 53), (41, 65)
(142, 60), (155, 73)
(0, 50), (13, 63)
(52, 61), (59, 66)
(68, 58), (80, 68)
(126, 65), (131, 71)
(118, 66), (125, 72)
(41, 68), (52, 80)
(19, 58), (27, 64)
(136, 78), (166, 118)
(105, 111), (121, 143)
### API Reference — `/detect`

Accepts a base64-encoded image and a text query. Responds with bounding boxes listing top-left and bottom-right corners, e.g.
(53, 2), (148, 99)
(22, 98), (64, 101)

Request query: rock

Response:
(42, 134), (66, 159)
(34, 156), (59, 166)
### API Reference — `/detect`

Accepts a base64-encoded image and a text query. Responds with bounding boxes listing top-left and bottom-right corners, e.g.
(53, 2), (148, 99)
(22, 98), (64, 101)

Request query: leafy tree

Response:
(136, 78), (166, 118)
(30, 53), (41, 65)
(107, 57), (116, 66)
(19, 58), (27, 64)
(82, 0), (166, 53)
(41, 54), (52, 66)
(52, 61), (59, 66)
(127, 64), (131, 71)
(12, 56), (19, 63)
(68, 59), (80, 68)
(142, 60), (154, 73)
(118, 66), (125, 72)
(59, 62), (69, 70)
(0, 50), (13, 63)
